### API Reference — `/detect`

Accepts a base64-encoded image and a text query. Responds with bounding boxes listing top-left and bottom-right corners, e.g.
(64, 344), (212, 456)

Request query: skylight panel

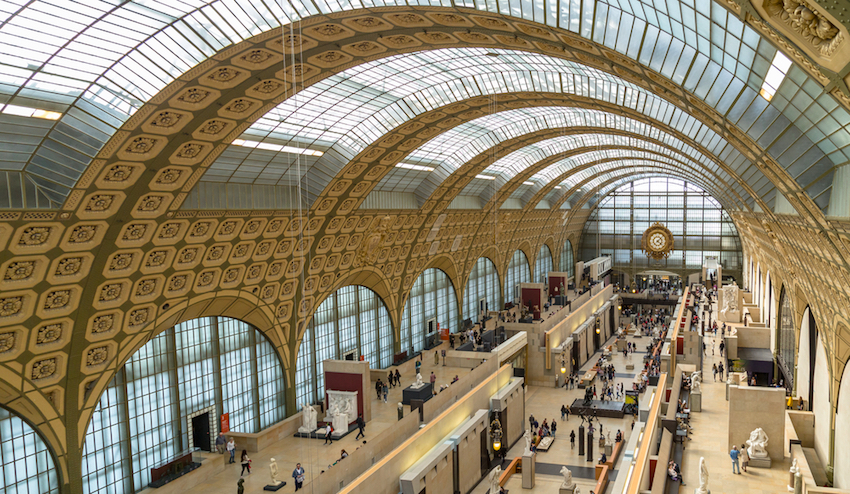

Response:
(1, 104), (61, 120)
(759, 51), (792, 102)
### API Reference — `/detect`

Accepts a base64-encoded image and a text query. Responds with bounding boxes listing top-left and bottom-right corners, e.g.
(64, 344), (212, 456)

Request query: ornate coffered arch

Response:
(1, 7), (849, 493)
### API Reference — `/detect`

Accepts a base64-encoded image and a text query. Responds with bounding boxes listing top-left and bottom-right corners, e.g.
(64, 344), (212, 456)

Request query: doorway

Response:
(479, 429), (490, 474)
(192, 412), (211, 452)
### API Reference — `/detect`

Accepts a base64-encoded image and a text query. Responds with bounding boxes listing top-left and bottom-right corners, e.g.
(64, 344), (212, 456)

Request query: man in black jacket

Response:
(355, 414), (366, 439)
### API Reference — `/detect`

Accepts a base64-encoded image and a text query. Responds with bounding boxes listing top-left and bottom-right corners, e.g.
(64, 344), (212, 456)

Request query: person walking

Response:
(388, 370), (395, 388)
(434, 350), (439, 365)
(430, 372), (436, 387)
(226, 437), (236, 463)
(376, 379), (382, 399)
(730, 445), (741, 474)
(395, 369), (401, 385)
(292, 463), (305, 491)
(712, 363), (718, 381)
(551, 420), (557, 437)
(382, 382), (388, 403)
(324, 423), (333, 445)
(215, 432), (226, 454)
(561, 405), (567, 421)
(240, 450), (251, 476)
(740, 443), (749, 472)
(570, 430), (576, 449)
(355, 413), (366, 439)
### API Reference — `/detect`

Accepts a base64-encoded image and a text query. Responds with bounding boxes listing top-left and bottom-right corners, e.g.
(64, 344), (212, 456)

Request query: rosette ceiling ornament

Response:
(641, 222), (675, 261)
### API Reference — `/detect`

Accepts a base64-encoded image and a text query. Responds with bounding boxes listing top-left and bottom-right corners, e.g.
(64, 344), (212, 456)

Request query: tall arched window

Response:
(0, 407), (60, 493)
(777, 287), (795, 388)
(533, 245), (553, 284)
(463, 257), (501, 321)
(579, 178), (741, 278)
(296, 286), (393, 407)
(82, 317), (284, 494)
(561, 239), (574, 279)
(504, 250), (531, 304)
(401, 268), (459, 355)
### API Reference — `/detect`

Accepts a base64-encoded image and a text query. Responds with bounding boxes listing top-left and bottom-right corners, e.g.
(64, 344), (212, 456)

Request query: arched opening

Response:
(797, 307), (817, 408)
(813, 333), (831, 462)
(400, 268), (460, 356)
(579, 178), (742, 280)
(296, 285), (393, 407)
(463, 257), (501, 323)
(834, 356), (850, 488)
(561, 239), (575, 279)
(533, 245), (553, 284)
(776, 287), (794, 390)
(0, 406), (61, 493)
(504, 250), (531, 305)
(82, 317), (284, 493)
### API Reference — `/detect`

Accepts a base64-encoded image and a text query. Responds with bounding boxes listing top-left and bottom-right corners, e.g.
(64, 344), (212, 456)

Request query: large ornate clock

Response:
(641, 222), (674, 260)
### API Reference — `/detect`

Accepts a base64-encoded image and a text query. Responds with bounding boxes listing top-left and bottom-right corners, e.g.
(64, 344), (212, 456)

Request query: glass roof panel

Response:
(0, 0), (844, 210)
(369, 104), (758, 207)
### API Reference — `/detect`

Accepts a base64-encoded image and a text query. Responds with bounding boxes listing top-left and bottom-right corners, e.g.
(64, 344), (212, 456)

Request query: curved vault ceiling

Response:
(0, 1), (847, 211)
(369, 106), (750, 206)
(193, 47), (837, 212)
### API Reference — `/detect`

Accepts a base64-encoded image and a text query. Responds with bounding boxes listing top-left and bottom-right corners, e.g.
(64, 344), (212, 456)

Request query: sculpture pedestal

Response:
(402, 384), (433, 405)
(560, 485), (576, 494)
(749, 456), (771, 468)
(297, 427), (316, 434)
(264, 482), (286, 491)
(604, 443), (613, 456)
(690, 391), (702, 412)
(522, 453), (535, 489)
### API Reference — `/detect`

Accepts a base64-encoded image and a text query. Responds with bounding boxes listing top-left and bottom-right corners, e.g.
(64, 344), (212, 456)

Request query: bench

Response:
(664, 438), (685, 494)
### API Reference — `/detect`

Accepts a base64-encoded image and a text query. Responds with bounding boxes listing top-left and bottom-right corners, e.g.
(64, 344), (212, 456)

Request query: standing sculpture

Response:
(523, 429), (533, 456)
(746, 427), (769, 458)
(298, 403), (317, 433)
(413, 372), (424, 388)
(788, 458), (800, 491)
(269, 458), (282, 485)
(691, 371), (702, 393)
(695, 457), (709, 494)
(488, 465), (501, 494)
(237, 478), (244, 494)
(560, 466), (575, 489)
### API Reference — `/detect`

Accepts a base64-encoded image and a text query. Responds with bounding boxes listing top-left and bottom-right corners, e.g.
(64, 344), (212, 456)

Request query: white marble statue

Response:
(691, 371), (702, 393)
(298, 403), (317, 433)
(523, 429), (533, 456)
(746, 427), (769, 458)
(269, 457), (282, 485)
(488, 465), (501, 494)
(560, 466), (575, 489)
(606, 431), (612, 445)
(694, 457), (709, 494)
(326, 391), (357, 435)
(720, 283), (740, 321)
(788, 458), (800, 491)
(412, 372), (425, 388)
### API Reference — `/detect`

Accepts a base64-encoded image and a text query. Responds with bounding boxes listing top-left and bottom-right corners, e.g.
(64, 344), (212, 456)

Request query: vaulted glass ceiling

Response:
(372, 106), (751, 208)
(0, 0), (845, 210)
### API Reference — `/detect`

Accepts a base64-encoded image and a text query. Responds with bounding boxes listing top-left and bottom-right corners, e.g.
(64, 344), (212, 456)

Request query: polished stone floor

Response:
(171, 292), (797, 494)
(170, 340), (472, 494)
(678, 295), (793, 494)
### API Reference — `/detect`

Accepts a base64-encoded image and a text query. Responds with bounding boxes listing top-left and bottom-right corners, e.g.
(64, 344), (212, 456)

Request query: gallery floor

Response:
(168, 342), (473, 494)
(169, 303), (798, 494)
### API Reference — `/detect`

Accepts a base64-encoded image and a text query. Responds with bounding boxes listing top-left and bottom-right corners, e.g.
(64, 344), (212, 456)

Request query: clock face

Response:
(642, 222), (674, 260)
(649, 232), (667, 251)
